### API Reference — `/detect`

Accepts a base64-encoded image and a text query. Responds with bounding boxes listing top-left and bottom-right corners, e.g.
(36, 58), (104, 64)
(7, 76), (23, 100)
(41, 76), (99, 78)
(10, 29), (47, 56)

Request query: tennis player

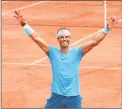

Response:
(14, 10), (118, 108)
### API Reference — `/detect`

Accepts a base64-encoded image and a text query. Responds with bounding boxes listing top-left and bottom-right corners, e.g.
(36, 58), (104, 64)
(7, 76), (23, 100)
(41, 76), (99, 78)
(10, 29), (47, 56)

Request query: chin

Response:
(60, 42), (69, 48)
(62, 45), (69, 48)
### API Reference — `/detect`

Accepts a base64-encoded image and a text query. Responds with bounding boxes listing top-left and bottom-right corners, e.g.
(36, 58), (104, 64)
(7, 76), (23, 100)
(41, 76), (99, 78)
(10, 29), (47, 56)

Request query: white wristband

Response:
(23, 24), (34, 35)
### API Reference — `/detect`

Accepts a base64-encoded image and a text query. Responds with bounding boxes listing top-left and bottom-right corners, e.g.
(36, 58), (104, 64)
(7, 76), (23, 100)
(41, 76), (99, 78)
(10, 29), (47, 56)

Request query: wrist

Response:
(21, 21), (26, 26)
(102, 27), (110, 34)
(23, 24), (34, 35)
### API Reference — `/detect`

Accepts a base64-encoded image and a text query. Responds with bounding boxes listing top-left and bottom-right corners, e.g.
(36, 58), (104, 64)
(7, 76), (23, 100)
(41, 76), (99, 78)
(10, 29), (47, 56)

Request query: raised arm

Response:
(14, 10), (49, 53)
(82, 16), (118, 54)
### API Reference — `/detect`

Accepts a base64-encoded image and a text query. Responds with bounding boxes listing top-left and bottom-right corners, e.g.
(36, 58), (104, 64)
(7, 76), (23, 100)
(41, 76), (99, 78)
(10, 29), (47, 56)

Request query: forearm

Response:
(22, 23), (49, 52)
(93, 31), (107, 45)
(29, 32), (49, 52)
(92, 27), (110, 46)
(82, 28), (110, 54)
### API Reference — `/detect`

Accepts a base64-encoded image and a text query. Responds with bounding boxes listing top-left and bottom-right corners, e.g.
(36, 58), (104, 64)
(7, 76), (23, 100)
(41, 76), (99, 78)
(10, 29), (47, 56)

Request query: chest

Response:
(53, 51), (77, 64)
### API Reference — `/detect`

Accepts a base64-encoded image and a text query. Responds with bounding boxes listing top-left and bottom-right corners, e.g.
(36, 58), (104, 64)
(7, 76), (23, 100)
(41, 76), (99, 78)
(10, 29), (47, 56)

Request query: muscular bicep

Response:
(82, 40), (98, 54)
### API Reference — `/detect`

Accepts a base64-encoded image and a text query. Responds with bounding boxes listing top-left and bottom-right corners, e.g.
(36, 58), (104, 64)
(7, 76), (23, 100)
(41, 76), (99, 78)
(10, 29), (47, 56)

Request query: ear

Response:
(57, 37), (59, 41)
(68, 36), (71, 40)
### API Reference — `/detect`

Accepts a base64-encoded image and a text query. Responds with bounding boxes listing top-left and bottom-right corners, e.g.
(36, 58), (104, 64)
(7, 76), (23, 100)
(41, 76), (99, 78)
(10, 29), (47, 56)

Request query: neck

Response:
(60, 47), (69, 54)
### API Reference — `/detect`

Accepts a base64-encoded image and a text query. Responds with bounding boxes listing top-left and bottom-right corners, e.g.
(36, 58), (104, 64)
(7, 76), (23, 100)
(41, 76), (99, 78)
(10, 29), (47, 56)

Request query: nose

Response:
(63, 37), (66, 40)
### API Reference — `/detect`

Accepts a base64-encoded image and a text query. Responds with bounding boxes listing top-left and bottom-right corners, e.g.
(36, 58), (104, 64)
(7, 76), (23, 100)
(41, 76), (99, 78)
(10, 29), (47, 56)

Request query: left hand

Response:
(107, 16), (118, 29)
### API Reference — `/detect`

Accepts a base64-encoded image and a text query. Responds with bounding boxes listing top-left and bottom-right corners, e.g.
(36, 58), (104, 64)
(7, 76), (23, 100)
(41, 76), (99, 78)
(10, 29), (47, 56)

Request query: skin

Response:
(57, 32), (71, 54)
(14, 10), (118, 54)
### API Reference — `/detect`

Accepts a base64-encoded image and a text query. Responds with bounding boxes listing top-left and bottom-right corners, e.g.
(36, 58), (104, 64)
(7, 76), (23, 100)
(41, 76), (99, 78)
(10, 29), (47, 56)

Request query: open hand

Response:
(107, 16), (118, 29)
(14, 10), (26, 26)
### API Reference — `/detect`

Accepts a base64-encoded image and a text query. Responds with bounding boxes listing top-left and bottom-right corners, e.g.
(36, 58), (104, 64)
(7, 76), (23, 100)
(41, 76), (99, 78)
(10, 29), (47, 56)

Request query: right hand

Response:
(14, 10), (26, 26)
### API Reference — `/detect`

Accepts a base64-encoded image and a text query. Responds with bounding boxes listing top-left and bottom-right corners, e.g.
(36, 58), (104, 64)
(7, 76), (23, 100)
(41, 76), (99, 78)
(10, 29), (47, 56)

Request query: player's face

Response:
(57, 32), (71, 48)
